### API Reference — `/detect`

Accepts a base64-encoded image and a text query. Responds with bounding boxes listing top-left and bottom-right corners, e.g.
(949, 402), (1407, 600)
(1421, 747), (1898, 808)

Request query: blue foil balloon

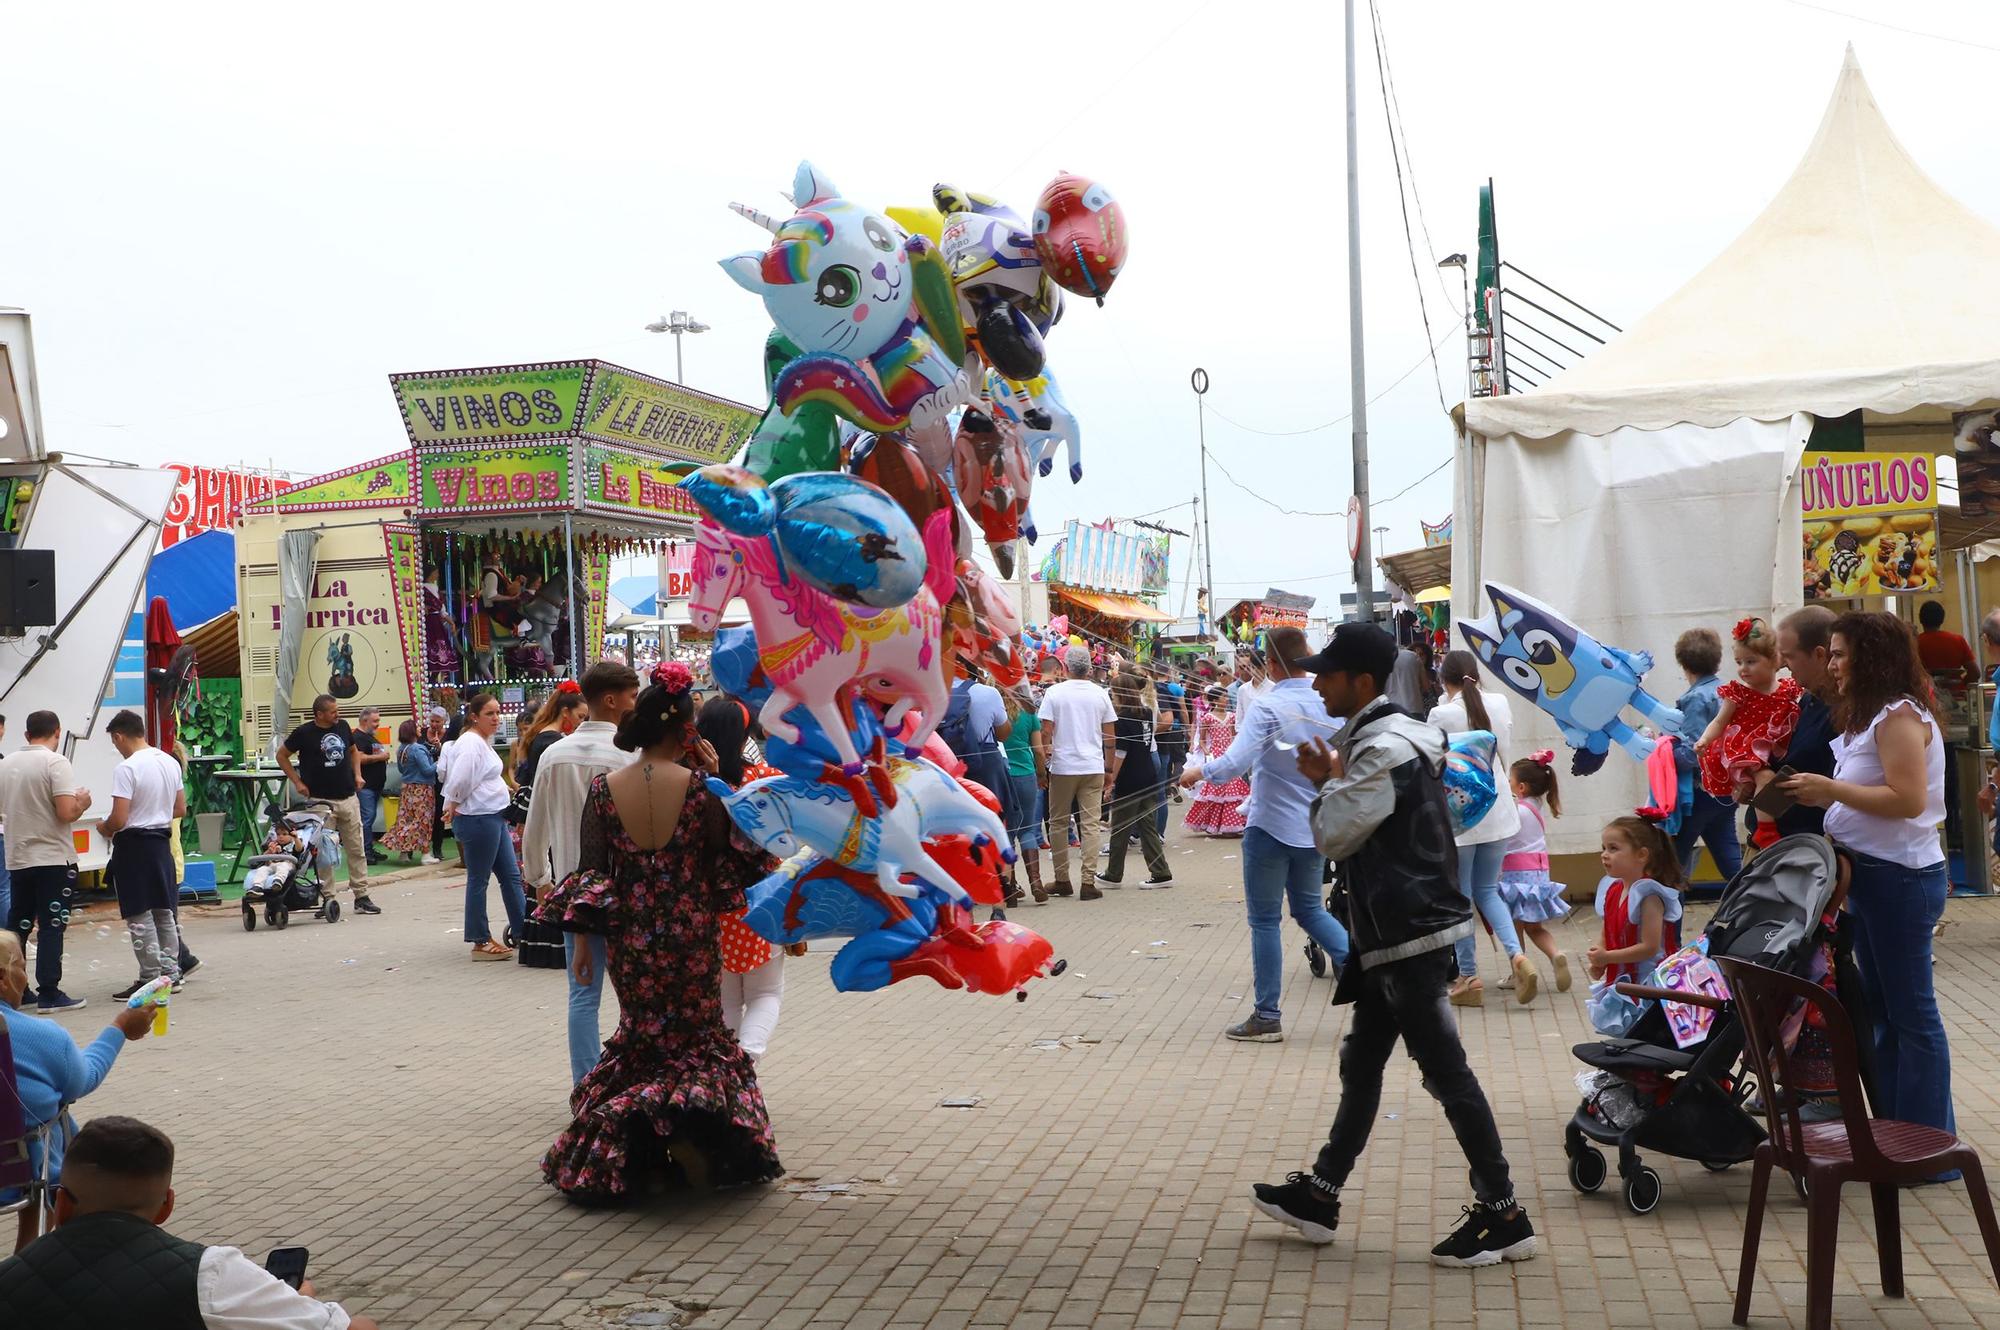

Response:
(1442, 729), (1499, 837)
(681, 464), (778, 536)
(768, 471), (926, 608)
(708, 625), (884, 775)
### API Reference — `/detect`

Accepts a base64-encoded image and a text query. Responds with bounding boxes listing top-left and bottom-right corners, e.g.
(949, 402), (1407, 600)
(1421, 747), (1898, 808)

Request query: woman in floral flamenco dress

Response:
(1184, 684), (1250, 837)
(535, 662), (783, 1204)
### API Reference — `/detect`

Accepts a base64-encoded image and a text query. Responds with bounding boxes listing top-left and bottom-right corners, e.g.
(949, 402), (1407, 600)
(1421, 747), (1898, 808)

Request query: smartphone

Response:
(265, 1246), (310, 1291)
(1752, 766), (1798, 818)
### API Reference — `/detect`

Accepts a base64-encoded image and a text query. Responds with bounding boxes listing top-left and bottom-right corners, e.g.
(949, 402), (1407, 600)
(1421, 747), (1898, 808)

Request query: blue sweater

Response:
(2, 1006), (125, 1186)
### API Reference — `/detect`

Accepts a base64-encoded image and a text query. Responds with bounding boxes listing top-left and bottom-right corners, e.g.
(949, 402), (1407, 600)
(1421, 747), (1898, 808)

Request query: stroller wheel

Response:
(325, 897), (342, 924)
(1700, 1159), (1735, 1173)
(503, 926), (517, 950)
(1305, 940), (1327, 978)
(1568, 1146), (1607, 1194)
(242, 907), (257, 932)
(1623, 1166), (1662, 1215)
(270, 904), (290, 930)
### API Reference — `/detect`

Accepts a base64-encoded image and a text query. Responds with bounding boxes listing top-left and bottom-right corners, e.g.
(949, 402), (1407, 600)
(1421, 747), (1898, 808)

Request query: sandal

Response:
(471, 940), (513, 961)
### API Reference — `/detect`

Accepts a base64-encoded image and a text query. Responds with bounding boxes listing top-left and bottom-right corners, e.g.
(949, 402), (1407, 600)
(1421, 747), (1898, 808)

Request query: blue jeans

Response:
(1453, 839), (1521, 978)
(356, 787), (380, 856)
(0, 832), (11, 932)
(564, 933), (608, 1085)
(455, 812), (526, 945)
(1244, 826), (1350, 1022)
(1845, 851), (1955, 1140)
(1672, 789), (1743, 883)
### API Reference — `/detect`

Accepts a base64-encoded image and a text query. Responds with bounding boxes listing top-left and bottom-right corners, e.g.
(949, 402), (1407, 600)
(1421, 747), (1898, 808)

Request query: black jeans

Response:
(8, 864), (77, 995)
(1314, 948), (1514, 1205)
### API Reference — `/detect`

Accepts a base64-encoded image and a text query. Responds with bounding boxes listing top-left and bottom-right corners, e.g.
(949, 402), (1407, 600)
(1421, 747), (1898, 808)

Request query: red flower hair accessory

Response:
(651, 660), (694, 695)
(556, 679), (582, 696)
(1733, 617), (1766, 643)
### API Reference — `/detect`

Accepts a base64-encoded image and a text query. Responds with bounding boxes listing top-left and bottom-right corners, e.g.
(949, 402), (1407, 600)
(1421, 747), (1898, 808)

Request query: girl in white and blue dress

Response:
(1497, 753), (1574, 994)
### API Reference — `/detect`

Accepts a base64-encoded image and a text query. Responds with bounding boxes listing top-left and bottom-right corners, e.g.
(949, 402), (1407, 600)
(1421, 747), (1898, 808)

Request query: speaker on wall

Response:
(0, 549), (56, 627)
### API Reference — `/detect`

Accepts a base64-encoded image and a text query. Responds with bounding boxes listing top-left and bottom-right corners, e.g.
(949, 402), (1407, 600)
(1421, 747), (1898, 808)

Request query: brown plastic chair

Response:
(1713, 956), (2000, 1329)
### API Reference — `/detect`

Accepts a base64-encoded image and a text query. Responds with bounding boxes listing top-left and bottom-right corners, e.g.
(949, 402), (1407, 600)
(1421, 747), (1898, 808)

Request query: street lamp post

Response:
(644, 311), (710, 383)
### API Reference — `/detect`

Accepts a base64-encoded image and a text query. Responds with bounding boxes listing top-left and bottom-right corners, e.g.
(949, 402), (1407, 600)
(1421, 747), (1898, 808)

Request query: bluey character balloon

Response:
(1459, 582), (1685, 777)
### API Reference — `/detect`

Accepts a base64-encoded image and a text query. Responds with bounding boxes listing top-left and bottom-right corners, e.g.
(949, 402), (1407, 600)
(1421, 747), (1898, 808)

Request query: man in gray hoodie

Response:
(1248, 622), (1538, 1269)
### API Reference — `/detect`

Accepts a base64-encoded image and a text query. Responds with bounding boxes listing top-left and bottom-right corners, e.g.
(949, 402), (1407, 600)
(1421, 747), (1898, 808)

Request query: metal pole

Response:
(1191, 369), (1214, 639)
(1346, 0), (1378, 624)
(562, 512), (581, 674)
(674, 331), (684, 385)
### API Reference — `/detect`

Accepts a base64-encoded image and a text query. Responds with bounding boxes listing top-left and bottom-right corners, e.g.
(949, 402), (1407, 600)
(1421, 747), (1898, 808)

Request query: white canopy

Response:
(1465, 47), (2000, 441)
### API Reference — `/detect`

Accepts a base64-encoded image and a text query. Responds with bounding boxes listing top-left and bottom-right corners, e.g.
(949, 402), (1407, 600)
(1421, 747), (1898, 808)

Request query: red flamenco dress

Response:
(535, 774), (783, 1201)
(1699, 678), (1803, 798)
(1184, 705), (1249, 837)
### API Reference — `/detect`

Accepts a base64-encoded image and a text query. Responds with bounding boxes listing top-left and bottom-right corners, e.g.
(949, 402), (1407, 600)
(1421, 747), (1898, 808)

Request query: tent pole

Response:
(1345, 0), (1378, 624)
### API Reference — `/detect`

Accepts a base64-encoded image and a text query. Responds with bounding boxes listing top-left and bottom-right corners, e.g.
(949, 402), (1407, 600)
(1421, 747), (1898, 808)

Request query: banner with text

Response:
(392, 363), (589, 446)
(1799, 451), (1939, 599)
(416, 445), (572, 515)
(579, 368), (761, 464)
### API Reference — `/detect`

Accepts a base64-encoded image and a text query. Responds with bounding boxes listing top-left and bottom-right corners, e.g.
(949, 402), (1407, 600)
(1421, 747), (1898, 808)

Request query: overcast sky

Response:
(8, 0), (1997, 612)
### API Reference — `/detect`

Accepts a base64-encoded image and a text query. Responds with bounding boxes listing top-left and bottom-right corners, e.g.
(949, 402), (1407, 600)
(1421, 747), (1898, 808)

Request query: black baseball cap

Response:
(1289, 622), (1399, 686)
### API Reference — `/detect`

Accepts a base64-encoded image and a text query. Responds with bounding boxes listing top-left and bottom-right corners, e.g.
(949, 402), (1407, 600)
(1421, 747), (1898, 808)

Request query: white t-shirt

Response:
(111, 746), (183, 830)
(1040, 679), (1117, 777)
(1428, 689), (1522, 847)
(1826, 698), (1946, 868)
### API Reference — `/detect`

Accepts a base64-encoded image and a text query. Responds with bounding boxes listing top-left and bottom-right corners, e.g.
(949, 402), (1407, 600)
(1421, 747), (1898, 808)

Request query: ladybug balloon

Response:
(1032, 174), (1128, 301)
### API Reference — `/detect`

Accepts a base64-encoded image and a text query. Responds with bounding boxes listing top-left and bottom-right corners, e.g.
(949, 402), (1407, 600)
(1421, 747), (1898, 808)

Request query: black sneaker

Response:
(179, 957), (201, 981)
(365, 851), (387, 865)
(353, 896), (383, 915)
(1225, 1015), (1283, 1043)
(1430, 1201), (1539, 1268)
(1251, 1172), (1341, 1245)
(112, 979), (146, 1001)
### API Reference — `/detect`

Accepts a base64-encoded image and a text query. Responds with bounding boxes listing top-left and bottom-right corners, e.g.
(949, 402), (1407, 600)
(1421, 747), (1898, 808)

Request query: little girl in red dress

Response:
(1695, 617), (1802, 849)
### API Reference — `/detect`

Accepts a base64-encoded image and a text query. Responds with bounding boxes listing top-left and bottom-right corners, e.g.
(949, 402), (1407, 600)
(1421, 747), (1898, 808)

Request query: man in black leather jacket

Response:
(1248, 622), (1539, 1269)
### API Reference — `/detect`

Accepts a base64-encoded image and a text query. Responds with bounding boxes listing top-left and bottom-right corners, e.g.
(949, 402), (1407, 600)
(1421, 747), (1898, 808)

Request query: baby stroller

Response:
(1564, 834), (1853, 1214)
(240, 803), (344, 930)
(1304, 857), (1341, 978)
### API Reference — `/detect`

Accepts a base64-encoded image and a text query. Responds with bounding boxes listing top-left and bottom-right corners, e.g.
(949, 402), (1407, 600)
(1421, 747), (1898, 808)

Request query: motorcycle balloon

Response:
(975, 301), (1046, 381)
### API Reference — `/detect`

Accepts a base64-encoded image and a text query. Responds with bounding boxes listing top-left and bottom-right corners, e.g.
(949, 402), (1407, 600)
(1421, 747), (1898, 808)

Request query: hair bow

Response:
(1530, 749), (1554, 767)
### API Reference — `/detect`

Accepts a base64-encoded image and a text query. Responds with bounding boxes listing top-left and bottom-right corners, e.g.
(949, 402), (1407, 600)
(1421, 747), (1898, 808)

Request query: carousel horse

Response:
(686, 507), (955, 775)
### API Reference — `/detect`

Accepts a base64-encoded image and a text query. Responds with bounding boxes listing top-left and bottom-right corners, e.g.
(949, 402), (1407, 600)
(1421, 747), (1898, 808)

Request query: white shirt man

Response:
(521, 662), (640, 1085)
(100, 711), (189, 994)
(1039, 646), (1118, 901)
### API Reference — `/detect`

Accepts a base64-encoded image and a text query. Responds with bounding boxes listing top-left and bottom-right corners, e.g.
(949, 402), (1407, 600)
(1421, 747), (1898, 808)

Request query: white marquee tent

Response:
(1452, 47), (2000, 852)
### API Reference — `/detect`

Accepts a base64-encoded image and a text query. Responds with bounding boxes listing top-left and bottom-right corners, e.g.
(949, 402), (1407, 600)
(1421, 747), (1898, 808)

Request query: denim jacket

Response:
(398, 739), (437, 786)
(1674, 675), (1721, 779)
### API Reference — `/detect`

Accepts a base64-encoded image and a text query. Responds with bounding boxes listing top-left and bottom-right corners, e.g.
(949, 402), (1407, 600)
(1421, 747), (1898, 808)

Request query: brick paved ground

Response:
(39, 823), (2000, 1329)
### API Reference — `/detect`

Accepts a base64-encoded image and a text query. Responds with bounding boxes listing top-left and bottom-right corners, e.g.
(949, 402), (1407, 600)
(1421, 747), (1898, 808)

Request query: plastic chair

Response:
(0, 1021), (60, 1245)
(1714, 957), (2000, 1329)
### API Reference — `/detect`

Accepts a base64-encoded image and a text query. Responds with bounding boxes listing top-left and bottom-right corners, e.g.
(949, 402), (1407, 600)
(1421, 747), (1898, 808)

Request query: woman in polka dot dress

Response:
(699, 698), (798, 1062)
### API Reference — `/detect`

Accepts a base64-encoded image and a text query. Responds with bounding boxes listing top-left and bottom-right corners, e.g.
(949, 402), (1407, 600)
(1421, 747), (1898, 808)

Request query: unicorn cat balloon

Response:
(1458, 582), (1684, 777)
(723, 162), (974, 438)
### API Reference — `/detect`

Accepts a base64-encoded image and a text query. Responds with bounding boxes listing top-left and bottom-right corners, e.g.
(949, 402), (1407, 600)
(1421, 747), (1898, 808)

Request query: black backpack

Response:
(937, 685), (976, 757)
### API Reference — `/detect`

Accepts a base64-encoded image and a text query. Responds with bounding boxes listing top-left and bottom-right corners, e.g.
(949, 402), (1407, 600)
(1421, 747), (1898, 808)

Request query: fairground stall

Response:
(1039, 518), (1172, 657)
(236, 359), (759, 754)
(1379, 517), (1453, 650)
(1454, 49), (2000, 879)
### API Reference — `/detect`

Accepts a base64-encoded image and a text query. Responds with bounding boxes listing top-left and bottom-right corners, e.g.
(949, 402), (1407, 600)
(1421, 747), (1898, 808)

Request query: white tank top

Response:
(1824, 698), (1946, 869)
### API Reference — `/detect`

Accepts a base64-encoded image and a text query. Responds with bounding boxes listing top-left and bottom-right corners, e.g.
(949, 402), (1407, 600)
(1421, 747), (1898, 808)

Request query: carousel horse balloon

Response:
(682, 469), (955, 776)
(1458, 582), (1685, 777)
(741, 850), (1057, 994)
(682, 463), (930, 610)
(1031, 173), (1129, 302)
(931, 182), (1064, 382)
(723, 162), (974, 442)
(707, 624), (897, 814)
(708, 755), (1012, 905)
